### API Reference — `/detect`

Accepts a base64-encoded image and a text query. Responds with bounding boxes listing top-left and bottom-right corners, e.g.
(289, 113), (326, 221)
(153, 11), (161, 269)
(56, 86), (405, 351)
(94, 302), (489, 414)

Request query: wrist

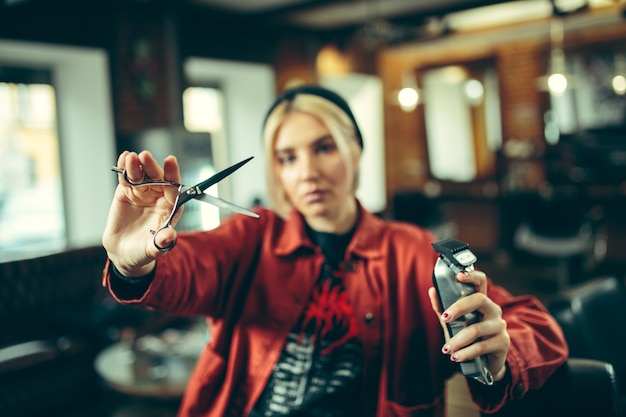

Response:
(492, 363), (508, 382)
(111, 260), (156, 278)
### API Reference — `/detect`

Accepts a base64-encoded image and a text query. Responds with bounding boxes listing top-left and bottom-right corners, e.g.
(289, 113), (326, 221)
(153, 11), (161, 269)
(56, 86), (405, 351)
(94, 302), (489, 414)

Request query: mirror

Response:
(420, 58), (501, 182)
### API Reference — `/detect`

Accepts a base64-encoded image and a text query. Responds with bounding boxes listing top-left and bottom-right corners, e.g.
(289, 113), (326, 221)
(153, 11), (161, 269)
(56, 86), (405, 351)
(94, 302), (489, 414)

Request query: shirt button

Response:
(364, 312), (374, 324)
(344, 262), (358, 272)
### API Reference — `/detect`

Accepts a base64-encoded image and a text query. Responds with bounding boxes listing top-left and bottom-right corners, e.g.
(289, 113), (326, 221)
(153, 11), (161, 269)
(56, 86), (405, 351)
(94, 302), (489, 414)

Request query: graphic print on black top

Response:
(251, 265), (363, 417)
(300, 268), (360, 355)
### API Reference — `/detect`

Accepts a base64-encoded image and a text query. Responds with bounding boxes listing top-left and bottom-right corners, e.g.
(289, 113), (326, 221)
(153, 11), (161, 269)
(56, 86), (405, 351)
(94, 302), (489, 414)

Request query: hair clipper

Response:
(432, 238), (494, 385)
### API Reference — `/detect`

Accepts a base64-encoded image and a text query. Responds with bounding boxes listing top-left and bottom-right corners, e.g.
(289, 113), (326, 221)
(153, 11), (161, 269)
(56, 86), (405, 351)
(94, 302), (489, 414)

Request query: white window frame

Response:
(0, 39), (117, 253)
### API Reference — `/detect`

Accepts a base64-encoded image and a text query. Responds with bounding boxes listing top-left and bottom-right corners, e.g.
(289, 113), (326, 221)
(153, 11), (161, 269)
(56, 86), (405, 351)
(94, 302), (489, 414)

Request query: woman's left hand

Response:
(428, 269), (510, 382)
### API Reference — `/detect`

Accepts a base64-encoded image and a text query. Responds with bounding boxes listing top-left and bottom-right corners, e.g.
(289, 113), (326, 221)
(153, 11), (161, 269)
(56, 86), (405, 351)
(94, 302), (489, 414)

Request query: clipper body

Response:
(432, 238), (494, 385)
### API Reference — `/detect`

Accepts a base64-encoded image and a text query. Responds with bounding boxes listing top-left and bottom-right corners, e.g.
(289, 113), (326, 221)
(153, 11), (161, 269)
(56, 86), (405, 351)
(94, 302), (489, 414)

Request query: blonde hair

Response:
(262, 93), (362, 218)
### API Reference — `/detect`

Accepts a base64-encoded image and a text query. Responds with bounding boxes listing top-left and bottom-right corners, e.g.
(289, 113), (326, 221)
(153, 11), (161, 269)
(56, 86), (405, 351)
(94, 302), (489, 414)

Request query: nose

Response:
(297, 152), (319, 181)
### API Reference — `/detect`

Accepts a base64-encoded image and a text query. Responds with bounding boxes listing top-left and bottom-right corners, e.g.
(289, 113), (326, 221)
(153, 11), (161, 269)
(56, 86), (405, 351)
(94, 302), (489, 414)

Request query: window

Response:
(180, 86), (225, 231)
(0, 68), (66, 261)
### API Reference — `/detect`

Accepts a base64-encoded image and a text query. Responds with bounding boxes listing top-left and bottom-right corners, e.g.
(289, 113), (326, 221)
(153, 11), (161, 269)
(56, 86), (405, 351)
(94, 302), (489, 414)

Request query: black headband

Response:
(264, 84), (364, 149)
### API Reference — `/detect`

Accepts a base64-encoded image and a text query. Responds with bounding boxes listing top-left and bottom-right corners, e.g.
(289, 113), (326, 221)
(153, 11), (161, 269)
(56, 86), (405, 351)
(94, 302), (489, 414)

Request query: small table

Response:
(95, 321), (208, 399)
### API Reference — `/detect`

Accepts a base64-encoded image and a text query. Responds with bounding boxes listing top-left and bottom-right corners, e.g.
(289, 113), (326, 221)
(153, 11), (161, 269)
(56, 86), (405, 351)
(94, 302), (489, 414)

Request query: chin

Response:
(299, 204), (331, 219)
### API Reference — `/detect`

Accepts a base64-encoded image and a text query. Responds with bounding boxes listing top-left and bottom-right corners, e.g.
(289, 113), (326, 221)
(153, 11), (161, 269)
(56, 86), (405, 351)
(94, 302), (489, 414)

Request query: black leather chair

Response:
(482, 357), (620, 417)
(548, 275), (626, 416)
(511, 195), (600, 291)
(0, 247), (107, 416)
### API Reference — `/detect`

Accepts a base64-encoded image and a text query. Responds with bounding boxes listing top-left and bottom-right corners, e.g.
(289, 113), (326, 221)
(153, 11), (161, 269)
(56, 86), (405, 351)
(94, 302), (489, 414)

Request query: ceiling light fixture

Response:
(464, 78), (484, 106)
(548, 17), (569, 96)
(612, 53), (626, 96)
(396, 70), (420, 112)
(537, 16), (574, 96)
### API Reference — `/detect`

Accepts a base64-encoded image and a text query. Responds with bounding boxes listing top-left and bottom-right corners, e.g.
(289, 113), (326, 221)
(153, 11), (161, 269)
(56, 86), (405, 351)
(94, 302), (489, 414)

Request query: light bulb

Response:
(547, 73), (568, 96)
(612, 74), (626, 96)
(464, 79), (484, 105)
(397, 87), (419, 111)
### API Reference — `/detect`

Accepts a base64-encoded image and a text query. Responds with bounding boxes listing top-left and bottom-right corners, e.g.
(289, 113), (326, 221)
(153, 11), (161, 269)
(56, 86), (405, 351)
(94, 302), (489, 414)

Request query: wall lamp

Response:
(396, 70), (420, 112)
(612, 53), (626, 96)
(537, 16), (574, 97)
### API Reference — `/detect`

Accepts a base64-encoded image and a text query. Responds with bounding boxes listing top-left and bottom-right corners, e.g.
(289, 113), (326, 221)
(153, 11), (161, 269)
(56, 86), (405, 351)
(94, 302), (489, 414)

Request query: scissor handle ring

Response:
(151, 226), (177, 252)
(111, 167), (181, 187)
(120, 168), (149, 186)
(149, 184), (185, 253)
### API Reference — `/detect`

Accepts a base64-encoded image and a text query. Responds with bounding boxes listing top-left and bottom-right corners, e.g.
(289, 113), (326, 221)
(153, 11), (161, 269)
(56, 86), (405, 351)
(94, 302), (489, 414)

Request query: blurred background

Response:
(0, 0), (625, 415)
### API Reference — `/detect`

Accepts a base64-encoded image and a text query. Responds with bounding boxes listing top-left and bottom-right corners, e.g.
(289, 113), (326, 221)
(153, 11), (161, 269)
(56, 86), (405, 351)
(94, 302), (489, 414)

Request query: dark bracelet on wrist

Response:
(110, 262), (156, 284)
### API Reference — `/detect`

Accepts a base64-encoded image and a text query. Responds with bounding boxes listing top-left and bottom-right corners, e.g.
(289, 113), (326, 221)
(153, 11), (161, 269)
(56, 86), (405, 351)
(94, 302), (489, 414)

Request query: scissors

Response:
(111, 156), (260, 252)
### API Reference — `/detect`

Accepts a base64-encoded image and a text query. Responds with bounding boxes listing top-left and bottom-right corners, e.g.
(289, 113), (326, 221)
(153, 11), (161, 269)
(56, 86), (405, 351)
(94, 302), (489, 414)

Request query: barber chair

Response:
(512, 195), (602, 291)
(480, 275), (625, 417)
(482, 357), (619, 417)
(548, 275), (626, 415)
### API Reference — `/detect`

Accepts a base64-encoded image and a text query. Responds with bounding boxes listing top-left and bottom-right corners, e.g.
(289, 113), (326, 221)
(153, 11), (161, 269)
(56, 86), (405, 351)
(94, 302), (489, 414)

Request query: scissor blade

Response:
(194, 193), (260, 218)
(195, 156), (254, 192)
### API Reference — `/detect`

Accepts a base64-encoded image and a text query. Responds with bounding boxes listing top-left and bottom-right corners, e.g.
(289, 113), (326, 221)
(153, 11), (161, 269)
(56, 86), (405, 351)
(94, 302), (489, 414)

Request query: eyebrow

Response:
(274, 134), (334, 155)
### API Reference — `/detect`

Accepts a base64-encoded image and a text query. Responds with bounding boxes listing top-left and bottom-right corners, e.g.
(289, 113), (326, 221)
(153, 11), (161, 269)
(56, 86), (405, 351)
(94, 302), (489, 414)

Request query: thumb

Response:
(428, 287), (443, 316)
(149, 227), (178, 255)
(428, 287), (451, 342)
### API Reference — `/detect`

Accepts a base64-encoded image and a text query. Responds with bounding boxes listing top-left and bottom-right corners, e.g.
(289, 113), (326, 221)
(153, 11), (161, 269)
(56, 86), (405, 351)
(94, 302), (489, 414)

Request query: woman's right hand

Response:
(102, 150), (183, 277)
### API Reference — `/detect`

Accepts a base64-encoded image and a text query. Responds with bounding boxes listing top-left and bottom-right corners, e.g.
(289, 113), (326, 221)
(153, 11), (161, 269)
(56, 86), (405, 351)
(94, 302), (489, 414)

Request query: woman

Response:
(102, 85), (568, 417)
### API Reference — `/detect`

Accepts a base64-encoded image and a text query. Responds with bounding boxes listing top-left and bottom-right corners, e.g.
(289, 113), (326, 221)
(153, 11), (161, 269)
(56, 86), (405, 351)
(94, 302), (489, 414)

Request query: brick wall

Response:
(113, 11), (175, 134)
(377, 15), (626, 200)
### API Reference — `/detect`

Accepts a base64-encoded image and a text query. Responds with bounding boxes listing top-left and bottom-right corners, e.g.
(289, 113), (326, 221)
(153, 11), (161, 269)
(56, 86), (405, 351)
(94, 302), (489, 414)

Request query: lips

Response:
(302, 190), (325, 204)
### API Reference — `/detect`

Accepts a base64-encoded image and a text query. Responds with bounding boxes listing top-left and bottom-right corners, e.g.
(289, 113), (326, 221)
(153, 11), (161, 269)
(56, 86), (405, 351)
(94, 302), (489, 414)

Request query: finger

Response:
(428, 287), (443, 316)
(162, 155), (183, 205)
(447, 317), (507, 353)
(428, 287), (451, 342)
(137, 150), (164, 181)
(448, 330), (509, 364)
(457, 269), (487, 294)
(441, 291), (489, 322)
(114, 151), (131, 186)
(115, 151), (129, 171)
(449, 338), (491, 363)
(124, 152), (146, 184)
(163, 155), (182, 184)
(447, 293), (504, 324)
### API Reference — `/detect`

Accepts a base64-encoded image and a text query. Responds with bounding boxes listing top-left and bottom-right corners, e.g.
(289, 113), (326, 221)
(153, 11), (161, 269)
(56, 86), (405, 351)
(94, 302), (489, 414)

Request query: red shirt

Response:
(103, 203), (568, 417)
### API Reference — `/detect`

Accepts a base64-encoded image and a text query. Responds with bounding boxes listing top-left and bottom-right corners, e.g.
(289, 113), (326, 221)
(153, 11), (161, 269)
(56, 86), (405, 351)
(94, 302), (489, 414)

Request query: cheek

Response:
(276, 167), (295, 195)
(329, 159), (350, 186)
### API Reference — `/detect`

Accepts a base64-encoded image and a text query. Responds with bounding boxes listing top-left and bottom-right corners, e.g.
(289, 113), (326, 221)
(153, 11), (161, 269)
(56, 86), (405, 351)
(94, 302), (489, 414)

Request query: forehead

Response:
(274, 111), (331, 150)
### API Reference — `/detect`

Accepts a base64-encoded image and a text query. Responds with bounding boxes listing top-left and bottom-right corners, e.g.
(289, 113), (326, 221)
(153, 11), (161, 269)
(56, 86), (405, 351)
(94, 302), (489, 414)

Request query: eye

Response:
(316, 140), (337, 154)
(275, 152), (295, 165)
